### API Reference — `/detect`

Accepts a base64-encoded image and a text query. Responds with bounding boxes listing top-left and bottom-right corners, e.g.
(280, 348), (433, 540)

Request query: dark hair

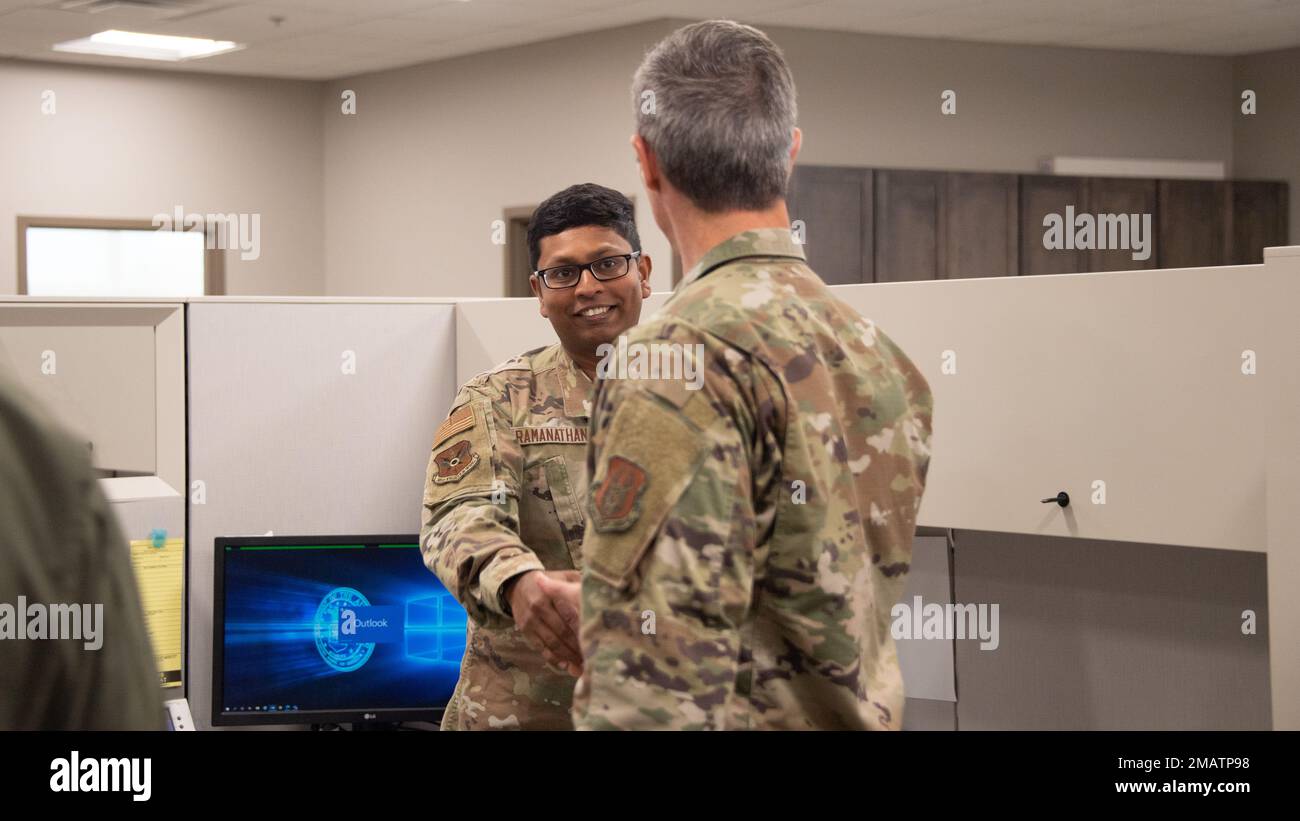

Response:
(526, 183), (639, 271)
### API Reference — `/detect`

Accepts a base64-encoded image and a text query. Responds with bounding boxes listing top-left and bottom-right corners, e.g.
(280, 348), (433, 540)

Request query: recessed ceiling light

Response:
(53, 29), (243, 62)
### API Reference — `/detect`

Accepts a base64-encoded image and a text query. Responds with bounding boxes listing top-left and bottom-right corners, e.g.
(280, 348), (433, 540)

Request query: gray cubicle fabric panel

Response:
(186, 302), (457, 730)
(896, 535), (956, 702)
(953, 530), (1269, 729)
(830, 262), (1283, 553)
(903, 698), (957, 731)
(0, 324), (157, 473)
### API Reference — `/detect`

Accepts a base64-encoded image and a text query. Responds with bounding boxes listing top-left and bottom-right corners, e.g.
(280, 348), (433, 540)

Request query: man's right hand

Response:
(505, 569), (583, 677)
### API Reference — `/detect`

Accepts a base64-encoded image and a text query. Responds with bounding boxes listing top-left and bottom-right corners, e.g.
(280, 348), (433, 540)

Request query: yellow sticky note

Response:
(129, 537), (184, 688)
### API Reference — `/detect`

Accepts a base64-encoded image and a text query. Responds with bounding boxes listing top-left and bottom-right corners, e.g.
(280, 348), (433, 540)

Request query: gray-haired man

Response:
(573, 20), (935, 730)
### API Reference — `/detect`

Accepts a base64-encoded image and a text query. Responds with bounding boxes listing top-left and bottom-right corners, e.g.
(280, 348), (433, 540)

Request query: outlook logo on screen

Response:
(313, 587), (388, 673)
(338, 606), (401, 643)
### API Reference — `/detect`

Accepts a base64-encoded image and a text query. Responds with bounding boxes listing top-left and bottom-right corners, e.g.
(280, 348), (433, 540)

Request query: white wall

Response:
(775, 25), (1234, 173)
(322, 20), (681, 298)
(0, 58), (325, 296)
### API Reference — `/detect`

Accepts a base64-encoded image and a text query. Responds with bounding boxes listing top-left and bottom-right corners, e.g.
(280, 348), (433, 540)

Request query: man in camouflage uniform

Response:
(422, 183), (652, 729)
(572, 21), (934, 729)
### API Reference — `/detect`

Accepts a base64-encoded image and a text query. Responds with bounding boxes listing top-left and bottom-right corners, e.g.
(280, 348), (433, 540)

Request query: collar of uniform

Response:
(555, 346), (593, 418)
(675, 227), (807, 294)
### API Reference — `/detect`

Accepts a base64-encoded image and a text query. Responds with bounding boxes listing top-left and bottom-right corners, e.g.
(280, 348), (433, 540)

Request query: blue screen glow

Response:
(220, 543), (465, 716)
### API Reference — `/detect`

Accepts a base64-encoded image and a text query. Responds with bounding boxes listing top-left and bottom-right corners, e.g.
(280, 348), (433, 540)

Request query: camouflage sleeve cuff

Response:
(479, 550), (546, 618)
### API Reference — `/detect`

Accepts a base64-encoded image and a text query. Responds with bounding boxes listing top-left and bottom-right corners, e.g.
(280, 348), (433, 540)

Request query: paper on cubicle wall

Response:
(129, 537), (183, 688)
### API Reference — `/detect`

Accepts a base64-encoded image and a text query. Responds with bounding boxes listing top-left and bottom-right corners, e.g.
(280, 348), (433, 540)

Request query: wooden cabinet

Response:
(873, 170), (1019, 282)
(1085, 177), (1158, 272)
(786, 165), (872, 284)
(1019, 175), (1089, 276)
(943, 172), (1019, 279)
(790, 165), (1287, 280)
(1159, 180), (1229, 269)
(874, 170), (945, 282)
(1231, 181), (1289, 264)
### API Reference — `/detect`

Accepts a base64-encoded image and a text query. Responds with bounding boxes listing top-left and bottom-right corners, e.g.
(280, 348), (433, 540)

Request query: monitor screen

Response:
(212, 535), (466, 726)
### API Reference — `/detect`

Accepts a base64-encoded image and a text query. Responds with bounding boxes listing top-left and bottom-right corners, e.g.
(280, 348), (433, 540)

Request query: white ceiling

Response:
(1, 0), (1298, 80)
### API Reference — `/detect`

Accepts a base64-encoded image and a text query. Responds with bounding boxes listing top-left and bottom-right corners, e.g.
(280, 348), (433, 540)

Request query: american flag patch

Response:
(434, 405), (474, 444)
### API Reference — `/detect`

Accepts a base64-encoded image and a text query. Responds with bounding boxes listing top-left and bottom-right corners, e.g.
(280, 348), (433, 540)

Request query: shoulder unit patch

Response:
(592, 456), (648, 532)
(433, 439), (479, 484)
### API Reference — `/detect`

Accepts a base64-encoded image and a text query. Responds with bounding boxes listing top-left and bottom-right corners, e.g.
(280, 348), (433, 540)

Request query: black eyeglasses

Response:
(534, 252), (641, 289)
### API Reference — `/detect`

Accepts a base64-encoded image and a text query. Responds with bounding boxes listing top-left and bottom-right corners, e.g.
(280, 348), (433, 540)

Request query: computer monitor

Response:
(211, 534), (466, 727)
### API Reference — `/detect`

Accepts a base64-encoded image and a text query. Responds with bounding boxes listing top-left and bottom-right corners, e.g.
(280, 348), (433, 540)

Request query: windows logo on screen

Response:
(312, 585), (465, 673)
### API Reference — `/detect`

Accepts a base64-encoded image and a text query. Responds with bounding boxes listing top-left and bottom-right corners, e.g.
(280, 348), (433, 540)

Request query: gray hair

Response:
(632, 20), (797, 213)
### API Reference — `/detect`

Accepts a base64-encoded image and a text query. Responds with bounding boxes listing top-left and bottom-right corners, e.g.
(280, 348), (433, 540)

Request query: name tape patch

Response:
(513, 426), (588, 445)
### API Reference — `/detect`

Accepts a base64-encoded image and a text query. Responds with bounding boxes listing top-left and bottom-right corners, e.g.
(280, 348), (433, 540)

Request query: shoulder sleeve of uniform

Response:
(583, 389), (707, 588)
(77, 477), (166, 729)
(0, 381), (163, 728)
(574, 326), (758, 729)
(444, 371), (495, 417)
(425, 371), (517, 503)
(421, 370), (538, 626)
(582, 322), (742, 588)
(432, 349), (538, 447)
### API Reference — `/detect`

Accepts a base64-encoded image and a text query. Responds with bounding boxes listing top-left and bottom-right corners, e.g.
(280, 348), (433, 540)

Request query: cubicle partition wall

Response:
(0, 301), (186, 493)
(0, 301), (189, 689)
(829, 248), (1297, 729)
(185, 299), (457, 729)
(1267, 342), (1300, 731)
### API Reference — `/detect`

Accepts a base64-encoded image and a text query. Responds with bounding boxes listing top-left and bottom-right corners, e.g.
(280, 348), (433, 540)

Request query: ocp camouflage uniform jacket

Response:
(573, 228), (935, 730)
(421, 344), (592, 730)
